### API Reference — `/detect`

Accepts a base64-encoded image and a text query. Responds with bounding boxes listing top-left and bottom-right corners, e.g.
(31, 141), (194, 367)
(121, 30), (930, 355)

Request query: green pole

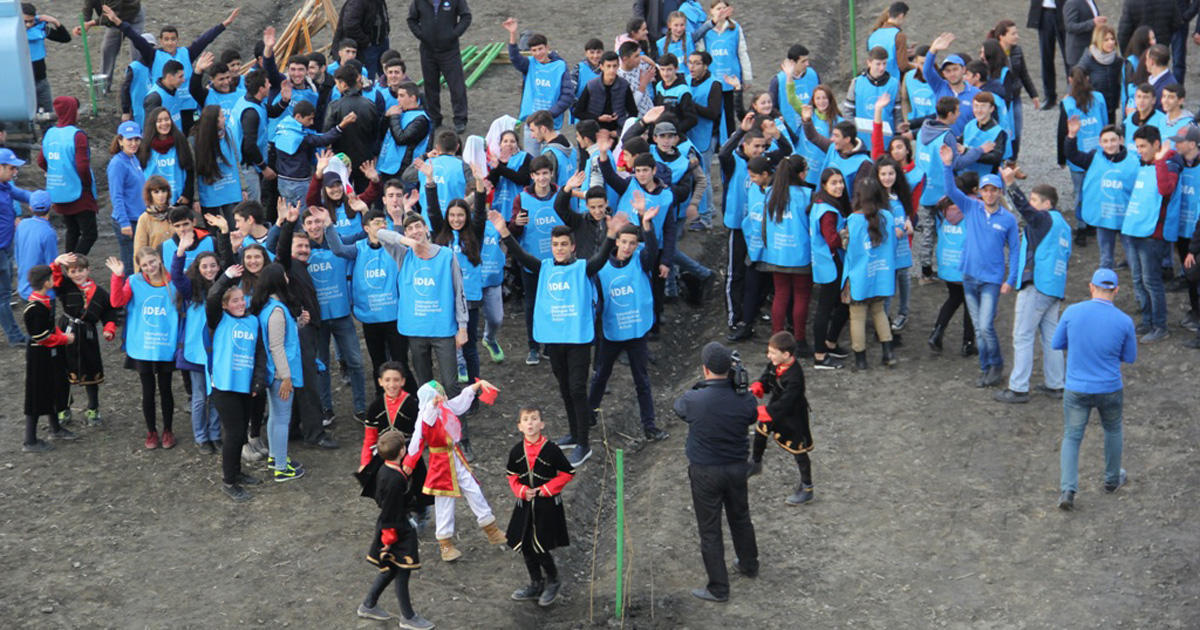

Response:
(465, 42), (504, 89)
(417, 46), (479, 87)
(615, 448), (625, 619)
(79, 14), (99, 115)
(848, 0), (858, 76)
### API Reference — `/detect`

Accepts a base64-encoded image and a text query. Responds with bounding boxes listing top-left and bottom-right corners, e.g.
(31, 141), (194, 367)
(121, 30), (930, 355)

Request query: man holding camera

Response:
(672, 341), (759, 603)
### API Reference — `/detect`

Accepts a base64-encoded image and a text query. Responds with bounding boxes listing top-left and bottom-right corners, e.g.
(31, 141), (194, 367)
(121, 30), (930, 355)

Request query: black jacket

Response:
(324, 87), (382, 168)
(673, 378), (758, 466)
(758, 360), (812, 454)
(1064, 0), (1102, 67)
(332, 0), (390, 50)
(407, 0), (472, 52)
(1117, 0), (1183, 54)
(1027, 0), (1065, 30)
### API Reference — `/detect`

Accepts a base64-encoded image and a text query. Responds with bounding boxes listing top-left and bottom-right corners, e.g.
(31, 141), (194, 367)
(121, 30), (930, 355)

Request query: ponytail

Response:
(766, 156), (808, 223)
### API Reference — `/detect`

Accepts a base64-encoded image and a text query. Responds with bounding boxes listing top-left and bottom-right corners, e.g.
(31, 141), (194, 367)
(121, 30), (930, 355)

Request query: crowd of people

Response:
(6, 0), (1196, 622)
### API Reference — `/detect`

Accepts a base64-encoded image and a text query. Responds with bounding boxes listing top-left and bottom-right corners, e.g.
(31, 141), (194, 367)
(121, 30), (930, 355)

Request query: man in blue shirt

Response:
(941, 145), (1021, 387)
(1051, 268), (1137, 510)
(924, 32), (980, 137)
(0, 148), (35, 344)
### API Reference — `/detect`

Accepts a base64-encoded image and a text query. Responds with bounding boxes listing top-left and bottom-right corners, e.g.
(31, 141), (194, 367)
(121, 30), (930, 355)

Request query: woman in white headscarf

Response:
(402, 379), (507, 561)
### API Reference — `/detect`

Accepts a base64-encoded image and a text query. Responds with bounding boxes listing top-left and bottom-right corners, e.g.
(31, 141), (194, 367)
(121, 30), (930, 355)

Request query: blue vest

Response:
(824, 148), (871, 199)
(330, 202), (363, 240)
(492, 152), (528, 220)
(257, 298), (303, 387)
(197, 136), (242, 207)
(205, 87), (242, 126)
(518, 190), (563, 261)
(742, 184), (767, 262)
(722, 151), (749, 229)
(162, 234), (214, 271)
(396, 246), (458, 337)
(616, 180), (673, 243)
(962, 120), (1004, 177)
(903, 69), (935, 120)
(809, 202), (845, 284)
(688, 75), (719, 152)
(1177, 161), (1200, 239)
(842, 210), (896, 300)
(680, 0), (707, 31)
(182, 301), (208, 366)
(916, 129), (950, 205)
(128, 62), (154, 127)
(1163, 114), (1193, 150)
(597, 256), (654, 341)
(151, 48), (197, 109)
(267, 84), (319, 138)
(867, 27), (902, 77)
(26, 21), (47, 62)
(451, 231), (483, 301)
(704, 24), (742, 93)
(307, 247), (351, 319)
(144, 145), (187, 202)
(532, 258), (594, 344)
(1080, 151), (1138, 229)
(543, 143), (576, 191)
(351, 240), (400, 323)
(890, 197), (912, 269)
(241, 234), (275, 261)
(273, 116), (312, 156)
(1122, 162), (1180, 239)
(1015, 211), (1072, 298)
(519, 58), (568, 128)
(228, 97), (268, 165)
(149, 83), (184, 128)
(657, 38), (695, 81)
(379, 108), (431, 176)
(853, 73), (900, 148)
(777, 69), (820, 134)
(575, 61), (600, 99)
(419, 155), (467, 225)
(208, 313), (259, 393)
(42, 126), (96, 203)
(762, 185), (812, 267)
(656, 81), (691, 117)
(936, 216), (967, 282)
(1062, 93), (1108, 173)
(651, 144), (691, 186)
(1123, 109), (1166, 153)
(481, 222), (505, 287)
(796, 114), (837, 185)
(125, 275), (179, 362)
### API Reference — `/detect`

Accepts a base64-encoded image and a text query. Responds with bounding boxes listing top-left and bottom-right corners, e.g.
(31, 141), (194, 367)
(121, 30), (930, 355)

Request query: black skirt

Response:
(25, 344), (69, 417)
(505, 494), (570, 553)
(367, 526), (421, 570)
(64, 321), (104, 385)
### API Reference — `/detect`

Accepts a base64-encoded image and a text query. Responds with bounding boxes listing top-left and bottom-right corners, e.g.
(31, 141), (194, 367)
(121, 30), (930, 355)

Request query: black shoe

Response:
(733, 558), (758, 578)
(538, 579), (561, 607)
(454, 121), (467, 135)
(305, 434), (340, 449)
(928, 324), (945, 352)
(785, 484), (814, 505)
(961, 339), (977, 357)
(982, 366), (1004, 387)
(794, 339), (812, 359)
(993, 388), (1030, 403)
(198, 441), (217, 455)
(746, 460), (763, 478)
(1166, 277), (1189, 293)
(853, 351), (869, 371)
(881, 341), (897, 367)
(726, 322), (753, 341)
(890, 332), (903, 347)
(22, 439), (53, 453)
(321, 409), (336, 427)
(1057, 490), (1075, 510)
(690, 587), (728, 603)
(223, 483), (253, 502)
(1034, 384), (1064, 399)
(812, 355), (844, 370)
(643, 426), (670, 441)
(1185, 336), (1200, 349)
(1039, 98), (1057, 111)
(1103, 469), (1128, 493)
(1073, 230), (1088, 247)
(237, 472), (262, 486)
(511, 580), (544, 601)
(49, 428), (77, 441)
(824, 344), (850, 359)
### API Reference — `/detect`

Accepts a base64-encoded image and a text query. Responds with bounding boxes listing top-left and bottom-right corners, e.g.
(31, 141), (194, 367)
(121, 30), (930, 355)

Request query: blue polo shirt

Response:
(1052, 298), (1137, 394)
(943, 165), (1020, 285)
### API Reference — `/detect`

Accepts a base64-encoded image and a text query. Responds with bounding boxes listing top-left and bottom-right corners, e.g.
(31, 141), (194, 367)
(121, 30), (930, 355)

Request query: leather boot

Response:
(961, 338), (978, 357)
(853, 351), (869, 371)
(881, 341), (897, 366)
(482, 521), (507, 545)
(438, 538), (462, 562)
(927, 323), (945, 352)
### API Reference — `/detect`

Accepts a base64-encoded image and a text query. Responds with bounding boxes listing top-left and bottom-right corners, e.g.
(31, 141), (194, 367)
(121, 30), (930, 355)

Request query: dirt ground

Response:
(2, 0), (1198, 628)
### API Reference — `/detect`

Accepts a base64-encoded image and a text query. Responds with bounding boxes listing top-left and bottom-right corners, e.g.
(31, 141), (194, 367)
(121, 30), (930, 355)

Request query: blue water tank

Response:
(0, 0), (36, 121)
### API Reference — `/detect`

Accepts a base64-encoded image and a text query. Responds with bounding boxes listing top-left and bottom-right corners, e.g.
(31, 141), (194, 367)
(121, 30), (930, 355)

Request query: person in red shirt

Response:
(359, 362), (431, 527)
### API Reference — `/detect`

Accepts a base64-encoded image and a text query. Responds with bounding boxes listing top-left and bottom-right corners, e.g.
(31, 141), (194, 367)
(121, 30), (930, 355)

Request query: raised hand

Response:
(360, 158), (379, 182)
(223, 7), (241, 28)
(225, 264), (245, 279)
(403, 189), (420, 212)
(1066, 115), (1081, 137)
(207, 213), (229, 233)
(178, 229), (196, 252)
(414, 157), (433, 177)
(939, 143), (954, 166)
(740, 112), (755, 132)
(315, 149), (334, 175)
(105, 256), (125, 277)
(643, 105), (665, 124)
(502, 17), (519, 35)
(930, 32), (955, 53)
(54, 253), (77, 267)
(565, 169), (587, 191)
(101, 5), (120, 26)
(631, 189), (646, 214)
(781, 58), (796, 78)
(340, 111), (358, 128)
(195, 51), (215, 74)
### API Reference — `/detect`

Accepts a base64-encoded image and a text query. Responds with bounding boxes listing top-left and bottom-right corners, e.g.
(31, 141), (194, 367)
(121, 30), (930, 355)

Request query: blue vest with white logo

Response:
(519, 58), (568, 128)
(853, 73), (899, 149)
(128, 62), (154, 127)
(688, 75), (719, 152)
(1123, 109), (1166, 154)
(890, 197), (912, 269)
(1080, 151), (1138, 229)
(936, 216), (967, 282)
(379, 108), (432, 176)
(842, 210), (896, 300)
(162, 234), (214, 271)
(742, 184), (767, 262)
(228, 97), (268, 165)
(1122, 162), (1181, 239)
(1176, 161), (1200, 239)
(722, 151), (749, 229)
(1061, 93), (1108, 173)
(519, 190), (564, 260)
(43, 126), (96, 203)
(352, 240), (400, 323)
(492, 152), (528, 220)
(616, 180), (673, 244)
(205, 87), (242, 126)
(144, 145), (187, 202)
(419, 154), (467, 225)
(209, 313), (259, 393)
(307, 247), (351, 319)
(704, 24), (742, 93)
(809, 202), (845, 284)
(762, 185), (813, 267)
(903, 69), (935, 120)
(532, 258), (594, 344)
(197, 136), (242, 207)
(273, 116), (312, 157)
(149, 83), (184, 128)
(396, 246), (458, 337)
(657, 38), (695, 81)
(182, 301), (208, 366)
(257, 298), (303, 387)
(777, 69), (820, 135)
(1015, 210), (1071, 298)
(125, 275), (179, 362)
(481, 222), (505, 287)
(597, 256), (654, 341)
(151, 49), (196, 109)
(962, 119), (1004, 177)
(824, 147), (871, 199)
(451, 231), (483, 301)
(916, 129), (950, 205)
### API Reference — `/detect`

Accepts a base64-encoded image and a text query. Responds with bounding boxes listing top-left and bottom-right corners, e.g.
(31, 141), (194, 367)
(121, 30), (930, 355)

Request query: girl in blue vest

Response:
(172, 245), (225, 453)
(193, 106), (243, 225)
(760, 156), (814, 353)
(784, 81), (843, 186)
(314, 170), (365, 242)
(809, 168), (851, 370)
(729, 157), (773, 342)
(695, 1), (752, 144)
(107, 121), (147, 275)
(427, 177), (487, 389)
(205, 265), (267, 501)
(877, 157), (916, 331)
(487, 131), (532, 224)
(842, 177), (898, 370)
(249, 264), (306, 482)
(900, 48), (936, 122)
(137, 107), (195, 205)
(107, 247), (179, 450)
(866, 2), (910, 79)
(657, 13), (698, 82)
(1058, 69), (1109, 238)
(927, 190), (977, 355)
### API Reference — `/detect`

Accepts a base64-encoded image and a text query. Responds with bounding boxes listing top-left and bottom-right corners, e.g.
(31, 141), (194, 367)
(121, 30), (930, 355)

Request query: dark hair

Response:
(616, 224), (639, 238)
(432, 199), (481, 265)
(956, 171), (979, 194)
(632, 153), (656, 170)
(238, 243), (268, 294)
(981, 40), (1008, 79)
(528, 34), (548, 49)
(363, 208), (386, 224)
(526, 110), (554, 130)
(868, 46), (889, 62)
(435, 129), (459, 153)
(1146, 43), (1170, 68)
(657, 52), (678, 68)
(234, 201), (265, 224)
(964, 59), (989, 82)
(746, 155), (772, 175)
(623, 137), (650, 156)
(378, 360), (406, 379)
(626, 17), (646, 35)
(338, 38), (358, 51)
(767, 330), (797, 355)
(576, 119), (600, 142)
(814, 167), (851, 216)
(194, 106), (233, 185)
(518, 405), (543, 418)
(334, 65), (359, 87)
(811, 84), (842, 121)
(293, 100), (316, 118)
(162, 60), (184, 76)
(787, 44), (810, 61)
(160, 25), (179, 37)
(529, 155), (553, 174)
(184, 251), (222, 308)
(377, 430), (406, 460)
(250, 263), (294, 315)
(383, 55), (407, 74)
(1126, 25), (1154, 59)
(286, 54), (307, 68)
(308, 51), (327, 67)
(854, 177), (889, 247)
(936, 96), (959, 118)
(209, 61), (230, 77)
(1030, 184), (1059, 207)
(550, 225), (575, 242)
(143, 175), (172, 206)
(833, 120), (858, 142)
(887, 134), (914, 165)
(136, 106), (194, 173)
(1133, 124), (1162, 144)
(766, 155), (808, 223)
(988, 19), (1017, 42)
(396, 81), (420, 99)
(973, 91), (996, 108)
(875, 156), (914, 218)
(1068, 67), (1094, 112)
(601, 50), (620, 65)
(384, 178), (405, 192)
(584, 38), (604, 52)
(1163, 82), (1186, 100)
(253, 40), (265, 59)
(21, 3), (35, 17)
(689, 50), (712, 66)
(244, 69), (267, 95)
(401, 212), (426, 229)
(27, 265), (51, 291)
(585, 186), (608, 201)
(168, 205), (195, 224)
(618, 41), (640, 59)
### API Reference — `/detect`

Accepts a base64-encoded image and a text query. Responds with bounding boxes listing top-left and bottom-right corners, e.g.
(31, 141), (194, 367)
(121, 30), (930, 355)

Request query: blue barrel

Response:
(0, 0), (36, 121)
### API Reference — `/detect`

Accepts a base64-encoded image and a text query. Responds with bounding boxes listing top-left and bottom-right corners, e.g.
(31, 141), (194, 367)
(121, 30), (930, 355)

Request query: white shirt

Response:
(1042, 0), (1057, 9)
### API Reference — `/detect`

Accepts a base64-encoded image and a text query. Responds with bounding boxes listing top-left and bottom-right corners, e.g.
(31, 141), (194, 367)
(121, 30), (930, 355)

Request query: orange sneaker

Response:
(145, 431), (160, 449)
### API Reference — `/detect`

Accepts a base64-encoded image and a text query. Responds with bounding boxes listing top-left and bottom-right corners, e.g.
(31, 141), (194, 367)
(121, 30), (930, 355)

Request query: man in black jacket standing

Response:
(408, 0), (472, 133)
(1027, 0), (1068, 110)
(324, 65), (382, 191)
(333, 0), (391, 79)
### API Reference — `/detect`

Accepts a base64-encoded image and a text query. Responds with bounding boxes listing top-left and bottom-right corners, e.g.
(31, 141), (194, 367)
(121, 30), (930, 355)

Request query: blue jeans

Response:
(481, 284), (503, 343)
(1011, 99), (1024, 158)
(1126, 236), (1167, 329)
(361, 42), (389, 80)
(266, 378), (293, 471)
(1171, 28), (1188, 84)
(189, 369), (220, 443)
(0, 245), (25, 342)
(1095, 227), (1119, 270)
(277, 176), (309, 208)
(1008, 287), (1064, 393)
(111, 218), (135, 279)
(1060, 389), (1124, 492)
(315, 315), (366, 413)
(666, 247), (713, 295)
(884, 268), (911, 317)
(962, 277), (1002, 370)
(462, 306), (480, 381)
(696, 145), (714, 220)
(239, 165), (261, 205)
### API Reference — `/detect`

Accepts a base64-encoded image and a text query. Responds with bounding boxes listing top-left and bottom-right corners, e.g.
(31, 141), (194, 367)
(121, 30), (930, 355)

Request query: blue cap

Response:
(941, 54), (965, 68)
(979, 174), (1003, 189)
(29, 190), (51, 213)
(1091, 268), (1118, 289)
(0, 148), (25, 167)
(117, 121), (142, 138)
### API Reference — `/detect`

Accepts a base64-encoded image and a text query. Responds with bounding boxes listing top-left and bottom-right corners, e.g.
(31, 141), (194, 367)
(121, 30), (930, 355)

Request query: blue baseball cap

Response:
(1091, 268), (1118, 289)
(979, 174), (1003, 189)
(0, 148), (25, 167)
(117, 121), (142, 138)
(29, 190), (51, 213)
(941, 54), (965, 68)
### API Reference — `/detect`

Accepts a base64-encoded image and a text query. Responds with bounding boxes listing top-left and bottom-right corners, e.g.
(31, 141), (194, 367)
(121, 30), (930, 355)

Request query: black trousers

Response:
(741, 264), (770, 326)
(362, 320), (417, 396)
(1036, 9), (1067, 101)
(812, 281), (848, 351)
(211, 388), (251, 485)
(522, 548), (558, 582)
(522, 270), (539, 352)
(546, 342), (592, 449)
(1176, 238), (1200, 314)
(725, 229), (747, 327)
(588, 335), (655, 429)
(294, 324), (325, 442)
(63, 211), (98, 254)
(420, 44), (469, 128)
(688, 462), (758, 599)
(935, 281), (976, 341)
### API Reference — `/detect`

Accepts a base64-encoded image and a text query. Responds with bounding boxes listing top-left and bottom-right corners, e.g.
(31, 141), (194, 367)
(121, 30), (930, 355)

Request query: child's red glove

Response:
(103, 322), (117, 340)
(749, 381), (765, 398)
(756, 405), (772, 422)
(380, 528), (398, 547)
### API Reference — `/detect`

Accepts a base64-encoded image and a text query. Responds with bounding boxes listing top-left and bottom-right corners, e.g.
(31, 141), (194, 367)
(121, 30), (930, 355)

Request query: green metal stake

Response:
(615, 448), (625, 619)
(465, 42), (504, 89)
(848, 0), (858, 76)
(79, 14), (99, 115)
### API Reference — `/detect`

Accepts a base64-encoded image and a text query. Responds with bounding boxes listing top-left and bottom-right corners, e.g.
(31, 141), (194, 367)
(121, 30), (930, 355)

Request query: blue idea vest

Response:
(181, 301), (208, 366)
(703, 24), (742, 93)
(742, 184), (767, 262)
(1014, 210), (1072, 298)
(762, 185), (813, 267)
(809, 202), (845, 284)
(688, 75), (719, 152)
(128, 62), (154, 127)
(915, 130), (950, 205)
(307, 247), (352, 319)
(396, 246), (458, 337)
(149, 83), (184, 128)
(890, 197), (912, 269)
(962, 120), (1004, 177)
(42, 126), (97, 203)
(125, 274), (179, 362)
(597, 256), (654, 341)
(1176, 161), (1200, 239)
(722, 151), (749, 230)
(842, 210), (896, 301)
(616, 180), (673, 243)
(491, 152), (528, 220)
(144, 145), (187, 202)
(257, 298), (303, 387)
(777, 69), (820, 134)
(518, 190), (564, 260)
(1080, 151), (1138, 230)
(936, 216), (967, 282)
(451, 231), (483, 301)
(208, 313), (259, 393)
(151, 48), (197, 109)
(1061, 93), (1108, 173)
(228, 97), (268, 166)
(903, 69), (935, 120)
(519, 58), (568, 128)
(352, 240), (401, 323)
(532, 259), (595, 344)
(419, 155), (467, 225)
(481, 221), (506, 288)
(379, 108), (432, 176)
(1122, 162), (1181, 239)
(853, 73), (900, 148)
(197, 136), (242, 207)
(867, 26), (902, 77)
(575, 61), (601, 99)
(162, 235), (214, 271)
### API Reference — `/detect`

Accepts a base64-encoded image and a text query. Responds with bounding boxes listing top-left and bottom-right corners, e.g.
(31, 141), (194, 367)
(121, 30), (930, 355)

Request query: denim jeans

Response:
(917, 205), (937, 268)
(189, 368), (220, 443)
(1008, 287), (1064, 393)
(962, 277), (1002, 370)
(481, 284), (503, 343)
(267, 378), (294, 471)
(666, 247), (712, 295)
(1126, 236), (1167, 329)
(1069, 170), (1086, 229)
(315, 315), (366, 413)
(277, 176), (309, 207)
(111, 217), (135, 275)
(0, 245), (25, 342)
(1095, 227), (1119, 270)
(884, 268), (911, 318)
(1060, 389), (1124, 492)
(696, 145), (714, 220)
(239, 165), (262, 205)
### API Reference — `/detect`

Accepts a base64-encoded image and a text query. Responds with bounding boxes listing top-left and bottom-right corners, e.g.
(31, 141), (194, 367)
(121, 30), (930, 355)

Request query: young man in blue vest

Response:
(504, 18), (576, 155)
(260, 28), (323, 139)
(843, 46), (902, 152)
(994, 169), (1072, 404)
(924, 32), (980, 137)
(687, 51), (724, 230)
(403, 132), (472, 225)
(572, 52), (637, 135)
(1121, 125), (1181, 343)
(227, 70), (286, 206)
(187, 53), (241, 127)
(509, 156), (562, 365)
(799, 113), (871, 199)
(274, 100), (355, 207)
(959, 92), (1008, 177)
(652, 54), (698, 136)
(526, 110), (577, 193)
(939, 144), (1021, 388)
(22, 5), (70, 116)
(1166, 125), (1200, 333)
(0, 149), (35, 343)
(573, 39), (605, 102)
(488, 209), (625, 467)
(768, 44), (820, 139)
(379, 81), (432, 183)
(119, 33), (157, 126)
(142, 60), (187, 130)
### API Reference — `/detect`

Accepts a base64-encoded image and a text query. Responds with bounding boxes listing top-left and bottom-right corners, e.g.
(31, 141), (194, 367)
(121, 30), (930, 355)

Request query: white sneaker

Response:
(242, 443), (264, 462)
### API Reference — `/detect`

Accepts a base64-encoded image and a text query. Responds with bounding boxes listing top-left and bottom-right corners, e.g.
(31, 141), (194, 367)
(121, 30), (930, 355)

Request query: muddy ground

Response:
(1, 0), (1198, 628)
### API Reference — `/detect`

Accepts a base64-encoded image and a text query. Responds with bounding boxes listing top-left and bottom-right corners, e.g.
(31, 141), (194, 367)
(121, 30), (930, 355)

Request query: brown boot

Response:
(482, 522), (507, 545)
(438, 538), (462, 562)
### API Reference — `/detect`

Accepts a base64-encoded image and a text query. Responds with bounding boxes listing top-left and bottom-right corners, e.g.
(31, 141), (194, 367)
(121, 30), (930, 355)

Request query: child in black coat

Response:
(51, 253), (118, 425)
(22, 265), (75, 452)
(747, 331), (814, 505)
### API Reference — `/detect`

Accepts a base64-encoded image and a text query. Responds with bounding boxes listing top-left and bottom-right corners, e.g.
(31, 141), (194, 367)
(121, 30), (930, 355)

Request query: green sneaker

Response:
(273, 463), (306, 482)
(84, 409), (102, 426)
(57, 409), (72, 424)
(484, 338), (505, 363)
